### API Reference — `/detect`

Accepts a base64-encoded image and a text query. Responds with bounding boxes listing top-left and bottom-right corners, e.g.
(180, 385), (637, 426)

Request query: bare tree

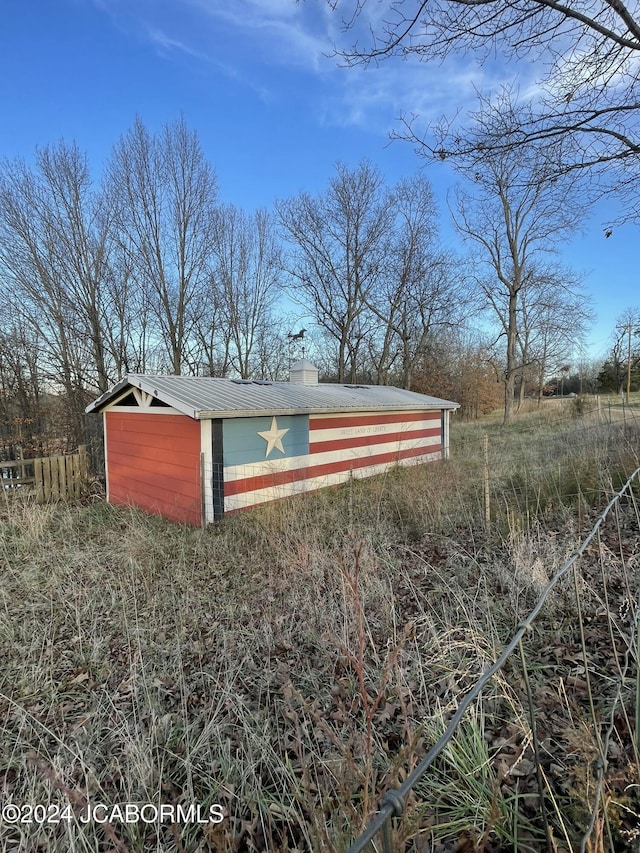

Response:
(190, 273), (231, 377)
(277, 160), (391, 382)
(412, 328), (503, 418)
(366, 174), (461, 388)
(253, 321), (295, 380)
(211, 205), (282, 378)
(615, 307), (640, 401)
(516, 265), (592, 405)
(0, 142), (115, 446)
(330, 0), (640, 220)
(450, 134), (583, 421)
(100, 239), (155, 378)
(106, 117), (219, 374)
(278, 164), (466, 386)
(0, 319), (47, 448)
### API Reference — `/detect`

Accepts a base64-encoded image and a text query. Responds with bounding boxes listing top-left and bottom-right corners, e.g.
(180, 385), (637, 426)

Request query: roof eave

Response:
(194, 401), (460, 419)
(85, 375), (198, 417)
(85, 376), (132, 414)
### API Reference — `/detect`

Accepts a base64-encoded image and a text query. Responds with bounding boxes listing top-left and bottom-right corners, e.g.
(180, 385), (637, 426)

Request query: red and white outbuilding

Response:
(86, 360), (459, 526)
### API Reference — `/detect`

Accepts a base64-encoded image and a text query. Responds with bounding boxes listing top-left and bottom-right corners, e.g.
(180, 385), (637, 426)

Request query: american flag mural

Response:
(222, 409), (443, 513)
(88, 365), (458, 525)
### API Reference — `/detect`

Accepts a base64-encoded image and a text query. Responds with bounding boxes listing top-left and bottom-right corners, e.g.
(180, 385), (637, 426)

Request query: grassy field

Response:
(1, 400), (640, 852)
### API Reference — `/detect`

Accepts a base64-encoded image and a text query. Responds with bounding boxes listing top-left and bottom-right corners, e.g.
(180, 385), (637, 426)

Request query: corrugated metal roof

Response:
(86, 373), (459, 419)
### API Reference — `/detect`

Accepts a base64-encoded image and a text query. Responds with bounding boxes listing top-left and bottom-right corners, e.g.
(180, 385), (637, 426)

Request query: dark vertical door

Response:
(212, 419), (225, 520)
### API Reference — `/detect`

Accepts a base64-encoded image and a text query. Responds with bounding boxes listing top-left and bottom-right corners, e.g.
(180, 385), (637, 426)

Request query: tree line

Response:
(597, 309), (640, 398)
(0, 115), (593, 457)
(4, 0), (640, 458)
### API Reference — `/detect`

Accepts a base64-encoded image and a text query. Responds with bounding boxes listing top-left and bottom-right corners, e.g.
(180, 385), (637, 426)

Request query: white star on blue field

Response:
(258, 417), (289, 458)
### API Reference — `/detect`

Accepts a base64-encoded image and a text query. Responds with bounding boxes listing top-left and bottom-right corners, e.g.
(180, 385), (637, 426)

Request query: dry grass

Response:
(1, 406), (639, 851)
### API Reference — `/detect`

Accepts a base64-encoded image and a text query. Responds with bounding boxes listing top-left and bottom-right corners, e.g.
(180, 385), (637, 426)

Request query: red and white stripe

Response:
(224, 410), (442, 512)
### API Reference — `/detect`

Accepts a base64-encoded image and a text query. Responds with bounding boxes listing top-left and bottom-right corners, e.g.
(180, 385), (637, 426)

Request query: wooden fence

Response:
(1, 446), (88, 502)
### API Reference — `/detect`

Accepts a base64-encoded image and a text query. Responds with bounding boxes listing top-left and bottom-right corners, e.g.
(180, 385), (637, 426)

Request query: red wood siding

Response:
(106, 412), (201, 525)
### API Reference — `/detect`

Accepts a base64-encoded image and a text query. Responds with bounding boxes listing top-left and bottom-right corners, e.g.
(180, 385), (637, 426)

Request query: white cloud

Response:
(184, 0), (331, 71)
(86, 0), (538, 137)
(318, 52), (526, 136)
(146, 27), (208, 60)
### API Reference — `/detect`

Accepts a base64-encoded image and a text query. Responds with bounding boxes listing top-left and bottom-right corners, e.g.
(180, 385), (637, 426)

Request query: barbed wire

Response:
(347, 466), (640, 853)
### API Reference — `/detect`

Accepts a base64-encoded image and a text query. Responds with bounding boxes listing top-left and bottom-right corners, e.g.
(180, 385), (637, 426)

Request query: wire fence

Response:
(347, 465), (640, 852)
(452, 403), (640, 535)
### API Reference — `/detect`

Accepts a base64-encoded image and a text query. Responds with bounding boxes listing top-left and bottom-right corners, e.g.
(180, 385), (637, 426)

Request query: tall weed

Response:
(1, 410), (639, 850)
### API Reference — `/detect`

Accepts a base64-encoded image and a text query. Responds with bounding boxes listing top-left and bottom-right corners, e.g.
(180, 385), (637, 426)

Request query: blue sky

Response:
(1, 0), (637, 361)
